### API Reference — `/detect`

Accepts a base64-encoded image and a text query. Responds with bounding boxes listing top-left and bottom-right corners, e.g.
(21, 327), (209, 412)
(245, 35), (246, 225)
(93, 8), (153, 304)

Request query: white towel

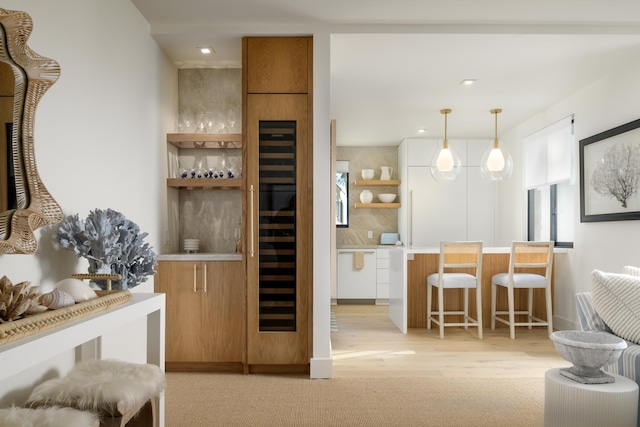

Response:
(353, 252), (365, 270)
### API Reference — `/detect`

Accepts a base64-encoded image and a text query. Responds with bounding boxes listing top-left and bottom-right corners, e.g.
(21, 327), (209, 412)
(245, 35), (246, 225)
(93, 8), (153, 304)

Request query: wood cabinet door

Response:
(245, 37), (309, 94)
(156, 261), (206, 362)
(246, 93), (310, 366)
(200, 261), (245, 362)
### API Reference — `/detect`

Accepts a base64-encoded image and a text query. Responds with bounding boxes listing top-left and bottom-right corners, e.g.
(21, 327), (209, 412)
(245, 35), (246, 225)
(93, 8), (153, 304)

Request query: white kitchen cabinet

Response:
(408, 166), (468, 247)
(376, 248), (390, 303)
(337, 249), (377, 300)
(406, 138), (467, 167)
(467, 166), (495, 243)
(399, 138), (495, 247)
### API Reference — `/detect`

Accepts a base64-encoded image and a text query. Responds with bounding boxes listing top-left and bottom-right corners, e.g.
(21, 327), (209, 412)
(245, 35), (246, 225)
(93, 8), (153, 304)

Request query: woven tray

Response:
(0, 290), (132, 346)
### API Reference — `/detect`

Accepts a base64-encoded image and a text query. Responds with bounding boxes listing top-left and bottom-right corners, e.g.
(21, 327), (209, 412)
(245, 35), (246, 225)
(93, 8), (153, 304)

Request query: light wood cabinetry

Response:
(243, 36), (313, 373)
(155, 260), (245, 371)
(245, 37), (309, 94)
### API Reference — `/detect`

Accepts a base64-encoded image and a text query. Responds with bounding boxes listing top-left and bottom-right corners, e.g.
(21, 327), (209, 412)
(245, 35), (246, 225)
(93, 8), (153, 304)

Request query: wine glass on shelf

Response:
(182, 111), (193, 133)
(234, 223), (242, 253)
(227, 109), (237, 133)
(205, 111), (215, 133)
(222, 226), (231, 252)
(216, 112), (227, 133)
(196, 112), (206, 133)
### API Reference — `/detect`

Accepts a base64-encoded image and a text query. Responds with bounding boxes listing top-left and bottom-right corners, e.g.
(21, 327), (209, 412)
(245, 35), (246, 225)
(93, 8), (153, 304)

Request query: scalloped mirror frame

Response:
(0, 8), (62, 254)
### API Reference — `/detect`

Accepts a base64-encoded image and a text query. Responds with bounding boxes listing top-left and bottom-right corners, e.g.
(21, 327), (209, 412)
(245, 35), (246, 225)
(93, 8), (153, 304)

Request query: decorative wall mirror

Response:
(0, 8), (62, 254)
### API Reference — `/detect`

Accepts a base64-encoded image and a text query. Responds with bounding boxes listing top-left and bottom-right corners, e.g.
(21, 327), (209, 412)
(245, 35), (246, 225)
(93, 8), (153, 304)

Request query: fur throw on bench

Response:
(0, 406), (99, 427)
(26, 359), (165, 417)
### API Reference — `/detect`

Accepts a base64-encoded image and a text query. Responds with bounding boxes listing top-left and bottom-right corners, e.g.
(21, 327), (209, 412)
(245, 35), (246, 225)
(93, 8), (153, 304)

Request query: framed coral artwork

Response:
(580, 117), (640, 222)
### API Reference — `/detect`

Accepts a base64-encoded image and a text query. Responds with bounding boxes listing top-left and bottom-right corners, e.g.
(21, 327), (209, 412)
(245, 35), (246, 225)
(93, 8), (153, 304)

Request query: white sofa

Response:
(576, 292), (640, 426)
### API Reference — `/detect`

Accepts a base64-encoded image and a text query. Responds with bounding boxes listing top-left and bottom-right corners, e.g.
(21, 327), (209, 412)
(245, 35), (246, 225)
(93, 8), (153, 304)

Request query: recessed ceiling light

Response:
(418, 128), (427, 133)
(460, 79), (477, 86)
(199, 47), (213, 54)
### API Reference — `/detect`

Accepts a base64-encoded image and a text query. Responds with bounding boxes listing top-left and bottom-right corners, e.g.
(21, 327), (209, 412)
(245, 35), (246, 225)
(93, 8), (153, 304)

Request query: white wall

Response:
(0, 0), (176, 405)
(497, 54), (640, 330)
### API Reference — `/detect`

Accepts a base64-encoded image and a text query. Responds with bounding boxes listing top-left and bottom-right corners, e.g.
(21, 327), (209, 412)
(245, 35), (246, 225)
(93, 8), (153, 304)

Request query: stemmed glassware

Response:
(222, 226), (231, 252)
(205, 111), (215, 133)
(216, 112), (227, 133)
(234, 224), (242, 253)
(195, 112), (207, 133)
(180, 111), (193, 133)
(227, 109), (237, 133)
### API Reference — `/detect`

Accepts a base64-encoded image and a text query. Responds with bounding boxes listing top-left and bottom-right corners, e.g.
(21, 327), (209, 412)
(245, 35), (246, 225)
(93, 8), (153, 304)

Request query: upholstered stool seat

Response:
(0, 406), (99, 427)
(26, 359), (165, 427)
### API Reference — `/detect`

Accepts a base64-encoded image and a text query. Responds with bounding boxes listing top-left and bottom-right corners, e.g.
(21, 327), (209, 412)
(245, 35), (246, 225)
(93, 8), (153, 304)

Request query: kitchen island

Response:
(389, 246), (568, 333)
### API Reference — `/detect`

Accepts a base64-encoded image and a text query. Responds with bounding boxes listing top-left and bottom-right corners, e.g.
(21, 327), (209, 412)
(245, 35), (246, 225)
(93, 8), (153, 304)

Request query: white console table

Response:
(0, 293), (166, 425)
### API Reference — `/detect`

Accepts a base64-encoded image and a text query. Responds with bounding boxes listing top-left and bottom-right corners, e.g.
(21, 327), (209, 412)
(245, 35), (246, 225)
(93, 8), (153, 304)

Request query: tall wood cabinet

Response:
(156, 260), (245, 371)
(243, 37), (313, 373)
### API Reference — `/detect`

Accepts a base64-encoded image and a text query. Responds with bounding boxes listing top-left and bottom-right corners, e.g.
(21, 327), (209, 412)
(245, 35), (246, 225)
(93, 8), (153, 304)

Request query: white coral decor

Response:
(54, 209), (156, 290)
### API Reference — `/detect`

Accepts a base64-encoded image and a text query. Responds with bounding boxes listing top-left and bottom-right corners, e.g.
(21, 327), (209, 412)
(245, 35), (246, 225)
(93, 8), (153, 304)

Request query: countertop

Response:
(337, 245), (404, 250)
(157, 253), (242, 261)
(337, 245), (569, 254)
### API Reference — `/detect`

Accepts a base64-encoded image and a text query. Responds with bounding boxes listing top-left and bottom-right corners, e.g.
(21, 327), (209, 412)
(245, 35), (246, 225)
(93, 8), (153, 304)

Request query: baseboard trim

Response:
(248, 364), (310, 375)
(310, 356), (333, 378)
(165, 362), (244, 373)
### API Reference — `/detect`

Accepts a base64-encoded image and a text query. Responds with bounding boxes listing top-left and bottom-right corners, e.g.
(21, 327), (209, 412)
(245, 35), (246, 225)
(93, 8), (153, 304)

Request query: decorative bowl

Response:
(550, 330), (627, 384)
(378, 193), (397, 203)
(361, 169), (374, 180)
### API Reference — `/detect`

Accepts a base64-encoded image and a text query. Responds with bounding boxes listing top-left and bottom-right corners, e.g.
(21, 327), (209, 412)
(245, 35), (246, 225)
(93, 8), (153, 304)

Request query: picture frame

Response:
(579, 118), (640, 222)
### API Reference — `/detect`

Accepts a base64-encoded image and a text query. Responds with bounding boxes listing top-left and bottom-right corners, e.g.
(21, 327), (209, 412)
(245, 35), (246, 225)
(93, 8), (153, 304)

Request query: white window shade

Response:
(336, 160), (349, 173)
(523, 116), (573, 189)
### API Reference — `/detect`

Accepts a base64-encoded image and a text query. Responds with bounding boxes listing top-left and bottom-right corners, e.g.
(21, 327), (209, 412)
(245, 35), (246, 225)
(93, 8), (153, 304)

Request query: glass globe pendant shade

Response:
(430, 108), (462, 182)
(430, 141), (462, 182)
(480, 108), (512, 182)
(480, 140), (513, 182)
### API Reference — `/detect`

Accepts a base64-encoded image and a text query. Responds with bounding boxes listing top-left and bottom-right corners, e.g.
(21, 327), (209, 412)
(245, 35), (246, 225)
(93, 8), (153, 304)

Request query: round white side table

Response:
(544, 367), (639, 427)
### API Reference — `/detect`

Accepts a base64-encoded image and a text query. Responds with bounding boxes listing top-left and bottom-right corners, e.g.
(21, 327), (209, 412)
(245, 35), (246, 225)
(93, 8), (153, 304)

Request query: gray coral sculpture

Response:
(54, 209), (156, 290)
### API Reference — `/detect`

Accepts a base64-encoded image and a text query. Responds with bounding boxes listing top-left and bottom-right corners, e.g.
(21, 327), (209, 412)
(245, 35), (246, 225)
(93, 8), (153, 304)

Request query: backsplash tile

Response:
(336, 146), (399, 246)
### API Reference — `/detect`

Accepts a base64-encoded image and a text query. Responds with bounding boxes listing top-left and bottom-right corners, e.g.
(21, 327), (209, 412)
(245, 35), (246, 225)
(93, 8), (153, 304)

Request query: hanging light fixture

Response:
(480, 108), (513, 182)
(430, 109), (462, 182)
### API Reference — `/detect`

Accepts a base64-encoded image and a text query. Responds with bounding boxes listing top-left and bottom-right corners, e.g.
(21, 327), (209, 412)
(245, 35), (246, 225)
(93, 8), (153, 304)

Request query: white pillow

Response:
(591, 269), (640, 344)
(622, 265), (640, 276)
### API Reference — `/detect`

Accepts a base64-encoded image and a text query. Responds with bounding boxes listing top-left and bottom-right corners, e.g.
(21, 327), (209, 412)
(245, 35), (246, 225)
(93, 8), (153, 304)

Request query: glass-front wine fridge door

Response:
(258, 121), (296, 331)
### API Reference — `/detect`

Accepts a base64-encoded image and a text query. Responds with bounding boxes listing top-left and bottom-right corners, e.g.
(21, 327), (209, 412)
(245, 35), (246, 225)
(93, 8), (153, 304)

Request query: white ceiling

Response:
(130, 0), (640, 145)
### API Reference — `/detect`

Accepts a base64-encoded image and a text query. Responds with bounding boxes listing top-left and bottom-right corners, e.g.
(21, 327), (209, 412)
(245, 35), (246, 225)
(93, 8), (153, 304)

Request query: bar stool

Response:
(426, 241), (484, 339)
(0, 406), (99, 427)
(26, 359), (165, 427)
(490, 240), (554, 339)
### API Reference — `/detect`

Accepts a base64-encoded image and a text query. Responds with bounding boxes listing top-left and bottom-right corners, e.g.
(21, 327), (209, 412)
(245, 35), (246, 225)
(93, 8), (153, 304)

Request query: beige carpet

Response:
(165, 372), (544, 426)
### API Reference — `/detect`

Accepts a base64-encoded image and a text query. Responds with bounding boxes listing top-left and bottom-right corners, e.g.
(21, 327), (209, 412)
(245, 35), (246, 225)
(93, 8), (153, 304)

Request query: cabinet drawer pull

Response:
(203, 264), (207, 293)
(193, 264), (197, 292)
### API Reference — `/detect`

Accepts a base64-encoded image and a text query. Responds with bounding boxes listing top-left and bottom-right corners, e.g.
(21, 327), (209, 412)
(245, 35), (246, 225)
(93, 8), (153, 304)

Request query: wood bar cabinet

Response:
(243, 36), (313, 373)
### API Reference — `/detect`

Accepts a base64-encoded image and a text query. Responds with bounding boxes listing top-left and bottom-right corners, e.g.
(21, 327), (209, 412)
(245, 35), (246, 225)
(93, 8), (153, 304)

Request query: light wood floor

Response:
(331, 304), (570, 378)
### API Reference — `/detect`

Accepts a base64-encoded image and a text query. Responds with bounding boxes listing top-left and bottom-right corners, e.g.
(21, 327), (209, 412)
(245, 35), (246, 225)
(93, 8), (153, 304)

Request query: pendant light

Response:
(480, 108), (513, 182)
(430, 109), (462, 182)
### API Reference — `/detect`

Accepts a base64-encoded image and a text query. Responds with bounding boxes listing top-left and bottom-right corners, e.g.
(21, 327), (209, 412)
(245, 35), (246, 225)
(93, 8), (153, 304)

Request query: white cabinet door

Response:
(467, 166), (495, 245)
(408, 166), (468, 247)
(337, 250), (377, 299)
(407, 139), (435, 167)
(407, 139), (468, 167)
